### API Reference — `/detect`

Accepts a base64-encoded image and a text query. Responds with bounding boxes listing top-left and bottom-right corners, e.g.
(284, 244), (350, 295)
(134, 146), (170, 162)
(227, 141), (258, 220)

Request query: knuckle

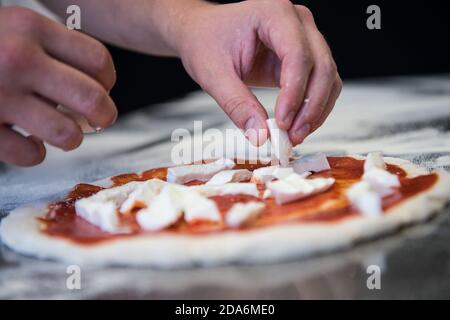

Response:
(0, 40), (34, 73)
(317, 58), (337, 78)
(296, 50), (313, 69)
(8, 7), (42, 33)
(274, 0), (292, 7)
(296, 5), (314, 19)
(82, 85), (108, 115)
(257, 0), (291, 14)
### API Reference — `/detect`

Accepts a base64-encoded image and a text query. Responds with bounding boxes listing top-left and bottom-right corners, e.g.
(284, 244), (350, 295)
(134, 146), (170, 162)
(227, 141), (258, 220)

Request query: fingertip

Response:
(97, 94), (118, 129)
(112, 103), (118, 125)
(106, 95), (118, 127)
(62, 132), (83, 152)
(289, 123), (310, 146)
(256, 127), (269, 146)
(255, 116), (269, 146)
(288, 131), (299, 146)
(244, 116), (269, 147)
(23, 136), (46, 166)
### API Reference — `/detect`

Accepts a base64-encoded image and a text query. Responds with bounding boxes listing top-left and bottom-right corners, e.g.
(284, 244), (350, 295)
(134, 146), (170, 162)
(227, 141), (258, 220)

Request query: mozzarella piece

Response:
(136, 185), (184, 231)
(363, 167), (400, 196)
(251, 165), (278, 184)
(226, 202), (266, 228)
(292, 153), (331, 174)
(87, 181), (144, 205)
(361, 152), (399, 197)
(75, 181), (143, 233)
(206, 169), (252, 186)
(297, 171), (312, 179)
(267, 173), (335, 205)
(364, 151), (387, 171)
(120, 179), (167, 213)
(266, 118), (292, 167)
(190, 183), (259, 197)
(251, 165), (311, 184)
(273, 167), (295, 180)
(346, 181), (382, 218)
(75, 200), (121, 233)
(346, 152), (400, 218)
(262, 189), (272, 199)
(181, 188), (221, 223)
(136, 184), (221, 230)
(166, 158), (235, 184)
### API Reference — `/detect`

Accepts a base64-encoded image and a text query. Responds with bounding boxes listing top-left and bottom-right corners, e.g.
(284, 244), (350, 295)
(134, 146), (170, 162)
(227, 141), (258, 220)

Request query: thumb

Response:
(205, 73), (269, 146)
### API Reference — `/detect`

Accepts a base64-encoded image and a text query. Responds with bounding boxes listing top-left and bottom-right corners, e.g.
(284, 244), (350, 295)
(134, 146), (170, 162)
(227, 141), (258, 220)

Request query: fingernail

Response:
(244, 117), (258, 146)
(295, 123), (311, 143)
(283, 110), (296, 129)
(244, 117), (256, 132)
(257, 127), (268, 146)
(245, 129), (259, 146)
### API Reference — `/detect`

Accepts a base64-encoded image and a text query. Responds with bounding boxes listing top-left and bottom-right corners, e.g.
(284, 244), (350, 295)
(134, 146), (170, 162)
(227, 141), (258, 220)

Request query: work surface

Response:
(1, 75), (449, 299)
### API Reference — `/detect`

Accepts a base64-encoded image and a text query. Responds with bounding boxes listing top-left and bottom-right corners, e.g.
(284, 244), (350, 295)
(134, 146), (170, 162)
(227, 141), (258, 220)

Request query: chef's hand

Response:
(0, 7), (117, 166)
(176, 0), (342, 146)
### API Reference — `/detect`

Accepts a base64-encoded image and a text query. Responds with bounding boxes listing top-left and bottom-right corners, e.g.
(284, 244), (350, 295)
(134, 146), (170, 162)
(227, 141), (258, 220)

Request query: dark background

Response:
(108, 0), (450, 114)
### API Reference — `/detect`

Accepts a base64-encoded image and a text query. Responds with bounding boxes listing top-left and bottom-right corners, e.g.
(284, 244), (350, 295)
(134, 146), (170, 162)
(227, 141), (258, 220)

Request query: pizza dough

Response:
(1, 155), (449, 268)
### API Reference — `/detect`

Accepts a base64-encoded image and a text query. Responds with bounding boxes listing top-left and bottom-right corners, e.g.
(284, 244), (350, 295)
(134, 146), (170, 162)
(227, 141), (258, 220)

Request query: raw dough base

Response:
(1, 156), (449, 268)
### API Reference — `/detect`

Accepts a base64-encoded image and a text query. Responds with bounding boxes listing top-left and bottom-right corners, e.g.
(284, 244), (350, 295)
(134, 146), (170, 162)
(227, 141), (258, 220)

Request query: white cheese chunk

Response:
(136, 185), (184, 231)
(363, 167), (400, 197)
(297, 171), (312, 179)
(292, 153), (331, 174)
(266, 118), (292, 167)
(346, 152), (400, 218)
(226, 202), (266, 228)
(190, 183), (259, 197)
(364, 151), (387, 171)
(166, 158), (235, 184)
(75, 200), (120, 233)
(251, 165), (311, 185)
(181, 188), (221, 223)
(346, 181), (383, 218)
(206, 169), (252, 186)
(267, 173), (335, 205)
(262, 189), (272, 199)
(251, 165), (278, 184)
(75, 181), (143, 233)
(136, 184), (221, 230)
(120, 179), (167, 213)
(273, 167), (295, 180)
(88, 181), (144, 205)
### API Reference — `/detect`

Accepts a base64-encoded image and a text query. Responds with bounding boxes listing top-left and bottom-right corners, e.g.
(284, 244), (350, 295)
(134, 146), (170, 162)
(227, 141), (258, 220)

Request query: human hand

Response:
(0, 7), (117, 166)
(174, 0), (342, 146)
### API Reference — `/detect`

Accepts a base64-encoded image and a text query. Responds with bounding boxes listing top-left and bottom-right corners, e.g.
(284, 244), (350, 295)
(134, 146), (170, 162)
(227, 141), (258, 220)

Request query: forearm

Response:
(39, 0), (208, 57)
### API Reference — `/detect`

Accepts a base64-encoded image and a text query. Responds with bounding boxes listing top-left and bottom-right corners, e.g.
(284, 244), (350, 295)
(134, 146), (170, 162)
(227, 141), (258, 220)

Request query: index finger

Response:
(36, 14), (116, 91)
(257, 4), (313, 131)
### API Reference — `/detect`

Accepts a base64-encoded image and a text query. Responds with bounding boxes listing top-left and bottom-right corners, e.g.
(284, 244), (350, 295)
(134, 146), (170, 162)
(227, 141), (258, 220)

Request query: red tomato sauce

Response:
(39, 157), (437, 244)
